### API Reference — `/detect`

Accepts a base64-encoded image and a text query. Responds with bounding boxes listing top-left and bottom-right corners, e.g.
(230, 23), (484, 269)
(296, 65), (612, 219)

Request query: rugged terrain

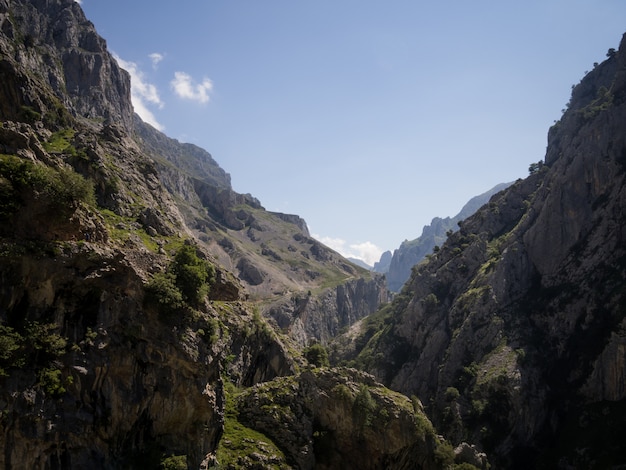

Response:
(0, 1), (462, 468)
(339, 35), (626, 469)
(2, 1), (626, 469)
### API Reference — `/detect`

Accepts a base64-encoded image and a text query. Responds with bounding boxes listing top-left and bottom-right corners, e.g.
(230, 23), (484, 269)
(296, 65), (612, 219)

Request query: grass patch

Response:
(43, 128), (75, 153)
(216, 381), (287, 468)
(100, 208), (162, 252)
(0, 154), (95, 218)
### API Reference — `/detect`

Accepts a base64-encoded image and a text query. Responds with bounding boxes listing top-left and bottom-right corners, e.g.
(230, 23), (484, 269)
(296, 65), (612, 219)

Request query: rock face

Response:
(267, 276), (389, 346)
(373, 250), (392, 273)
(350, 33), (626, 469)
(382, 183), (511, 292)
(0, 1), (394, 467)
(0, 241), (224, 468)
(236, 368), (444, 470)
(134, 117), (232, 191)
(0, 0), (133, 129)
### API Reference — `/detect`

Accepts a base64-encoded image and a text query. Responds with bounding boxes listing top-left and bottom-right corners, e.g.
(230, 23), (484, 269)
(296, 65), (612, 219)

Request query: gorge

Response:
(1, 1), (625, 469)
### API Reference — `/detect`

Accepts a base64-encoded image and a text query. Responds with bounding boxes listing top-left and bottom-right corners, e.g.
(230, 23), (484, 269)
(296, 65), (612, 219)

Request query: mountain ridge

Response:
(1, 0), (625, 468)
(338, 32), (626, 469)
(378, 182), (512, 291)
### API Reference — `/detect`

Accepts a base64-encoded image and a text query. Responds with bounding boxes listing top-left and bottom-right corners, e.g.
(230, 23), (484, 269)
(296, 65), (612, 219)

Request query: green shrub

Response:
(18, 106), (41, 123)
(304, 343), (329, 367)
(0, 325), (24, 376)
(27, 322), (67, 363)
(422, 293), (439, 312)
(160, 455), (187, 470)
(353, 385), (377, 427)
(145, 272), (185, 315)
(0, 154), (95, 218)
(332, 383), (353, 403)
(145, 245), (217, 315)
(434, 440), (456, 466)
(445, 386), (461, 401)
(171, 244), (216, 307)
(39, 367), (66, 396)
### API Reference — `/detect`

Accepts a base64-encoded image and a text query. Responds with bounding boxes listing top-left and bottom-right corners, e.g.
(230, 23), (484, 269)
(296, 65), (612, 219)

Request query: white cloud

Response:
(171, 72), (213, 104)
(348, 241), (383, 266)
(114, 54), (165, 131)
(149, 53), (164, 69)
(312, 235), (383, 266)
(315, 235), (348, 255)
(74, 0), (82, 4)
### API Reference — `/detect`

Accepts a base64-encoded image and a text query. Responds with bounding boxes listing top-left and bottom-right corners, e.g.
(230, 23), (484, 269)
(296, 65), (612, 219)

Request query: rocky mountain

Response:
(0, 1), (470, 468)
(380, 183), (512, 292)
(4, 1), (624, 469)
(372, 250), (392, 273)
(340, 35), (626, 469)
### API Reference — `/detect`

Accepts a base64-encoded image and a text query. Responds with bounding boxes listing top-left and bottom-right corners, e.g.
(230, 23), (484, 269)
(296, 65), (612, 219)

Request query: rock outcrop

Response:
(372, 250), (392, 273)
(236, 367), (446, 470)
(349, 33), (626, 469)
(267, 276), (389, 346)
(0, 240), (223, 468)
(0, 0), (133, 129)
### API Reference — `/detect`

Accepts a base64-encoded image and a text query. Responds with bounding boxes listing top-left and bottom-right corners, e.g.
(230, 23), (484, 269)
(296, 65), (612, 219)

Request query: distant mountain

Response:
(373, 250), (392, 273)
(347, 257), (372, 270)
(376, 182), (512, 291)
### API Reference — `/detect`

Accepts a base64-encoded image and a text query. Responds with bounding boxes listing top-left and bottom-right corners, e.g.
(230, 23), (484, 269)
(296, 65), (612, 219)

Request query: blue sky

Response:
(79, 1), (626, 265)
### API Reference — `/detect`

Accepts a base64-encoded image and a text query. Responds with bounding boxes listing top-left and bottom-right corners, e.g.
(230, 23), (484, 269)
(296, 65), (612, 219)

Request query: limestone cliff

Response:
(348, 34), (626, 469)
(0, 0), (133, 129)
(0, 1), (421, 468)
(266, 276), (389, 346)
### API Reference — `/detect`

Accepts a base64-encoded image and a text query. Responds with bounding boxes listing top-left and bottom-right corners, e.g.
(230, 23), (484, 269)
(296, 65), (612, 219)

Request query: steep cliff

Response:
(382, 183), (511, 292)
(0, 0), (428, 468)
(348, 34), (626, 469)
(0, 0), (133, 129)
(266, 276), (389, 346)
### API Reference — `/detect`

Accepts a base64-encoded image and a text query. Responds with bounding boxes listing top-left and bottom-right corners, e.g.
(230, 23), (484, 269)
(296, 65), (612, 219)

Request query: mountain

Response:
(378, 182), (512, 292)
(0, 1), (465, 468)
(4, 1), (625, 468)
(373, 250), (392, 273)
(340, 34), (626, 469)
(347, 257), (372, 270)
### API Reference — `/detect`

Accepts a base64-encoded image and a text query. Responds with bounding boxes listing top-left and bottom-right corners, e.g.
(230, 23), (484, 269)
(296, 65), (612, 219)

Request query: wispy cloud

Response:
(171, 72), (213, 104)
(149, 52), (164, 69)
(313, 235), (382, 266)
(114, 54), (165, 131)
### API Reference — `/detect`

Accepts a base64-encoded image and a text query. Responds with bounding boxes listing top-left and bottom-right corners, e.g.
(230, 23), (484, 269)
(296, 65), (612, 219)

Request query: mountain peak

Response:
(0, 0), (134, 129)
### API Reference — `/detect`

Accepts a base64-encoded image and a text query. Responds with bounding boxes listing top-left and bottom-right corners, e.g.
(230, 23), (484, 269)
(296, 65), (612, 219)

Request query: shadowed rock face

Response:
(349, 33), (626, 468)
